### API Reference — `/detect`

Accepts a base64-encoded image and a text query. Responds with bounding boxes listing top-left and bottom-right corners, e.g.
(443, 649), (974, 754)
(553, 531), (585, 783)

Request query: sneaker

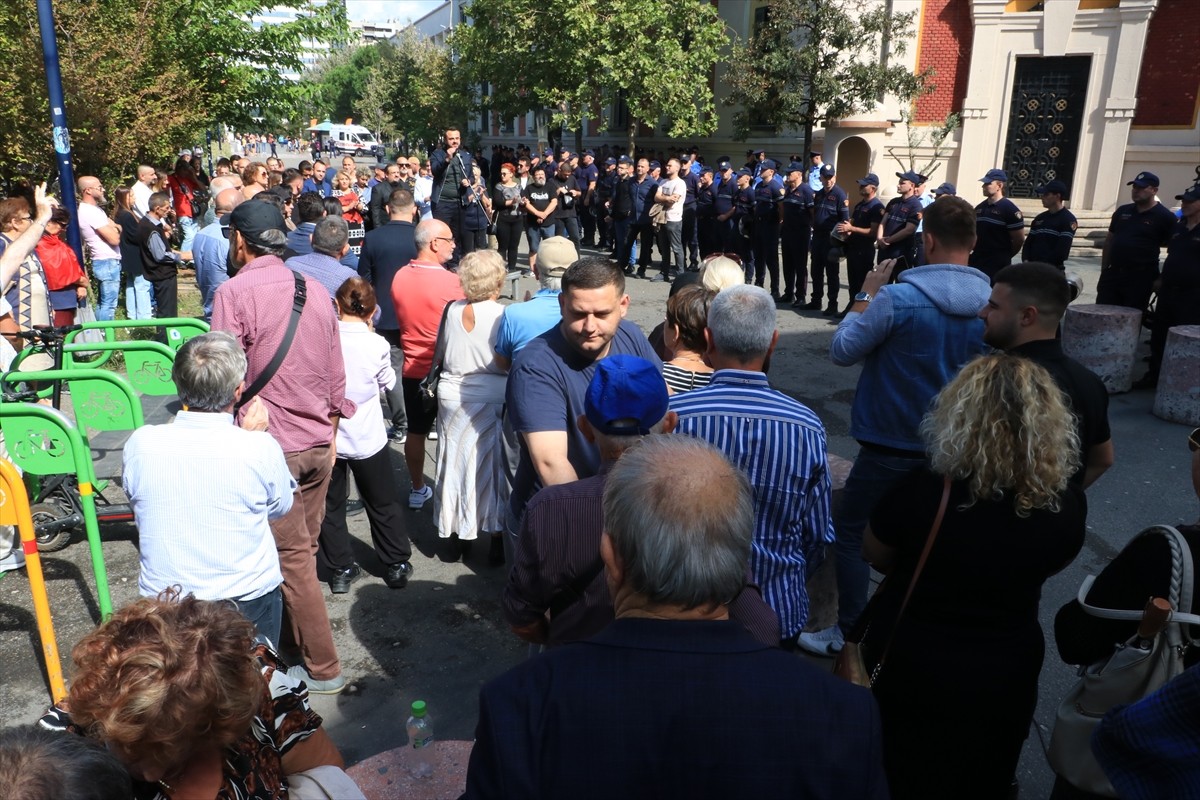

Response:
(328, 563), (361, 594)
(796, 625), (845, 657)
(388, 426), (408, 445)
(0, 547), (25, 574)
(427, 428), (438, 441)
(385, 560), (414, 589)
(408, 484), (433, 510)
(286, 664), (346, 695)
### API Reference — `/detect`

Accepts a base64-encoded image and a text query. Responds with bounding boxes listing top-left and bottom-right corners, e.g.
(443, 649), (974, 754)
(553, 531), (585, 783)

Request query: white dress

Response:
(434, 300), (509, 540)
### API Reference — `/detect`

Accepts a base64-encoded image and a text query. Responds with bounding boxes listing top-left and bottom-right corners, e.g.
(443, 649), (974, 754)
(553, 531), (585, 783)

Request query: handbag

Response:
(72, 299), (105, 359)
(833, 476), (951, 688)
(1048, 525), (1200, 796)
(418, 301), (455, 414)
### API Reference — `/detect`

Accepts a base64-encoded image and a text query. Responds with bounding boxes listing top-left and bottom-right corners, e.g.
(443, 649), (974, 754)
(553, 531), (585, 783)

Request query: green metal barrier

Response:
(63, 341), (177, 396)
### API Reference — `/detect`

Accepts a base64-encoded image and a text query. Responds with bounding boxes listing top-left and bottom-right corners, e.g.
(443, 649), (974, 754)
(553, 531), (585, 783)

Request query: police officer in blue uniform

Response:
(681, 157), (701, 270)
(713, 160), (738, 253)
(805, 163), (849, 312)
(838, 172), (885, 312)
(879, 170), (925, 269)
(595, 157), (618, 253)
(780, 163), (814, 305)
(1097, 170), (1178, 310)
(573, 150), (600, 247)
(1137, 183), (1200, 389)
(968, 168), (1026, 279)
(1022, 179), (1077, 270)
(751, 159), (785, 296)
(733, 168), (756, 281)
(696, 165), (718, 259)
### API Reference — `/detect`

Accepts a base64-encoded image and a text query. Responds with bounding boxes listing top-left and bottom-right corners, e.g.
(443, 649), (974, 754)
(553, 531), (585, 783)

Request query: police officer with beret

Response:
(878, 170), (925, 269)
(805, 163), (849, 313)
(1022, 179), (1077, 270)
(780, 163), (815, 304)
(838, 172), (885, 312)
(1097, 170), (1178, 310)
(968, 168), (1025, 279)
(752, 159), (785, 296)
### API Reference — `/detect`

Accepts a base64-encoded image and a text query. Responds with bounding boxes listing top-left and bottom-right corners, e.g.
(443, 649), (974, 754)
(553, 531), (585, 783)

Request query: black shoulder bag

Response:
(418, 301), (455, 413)
(236, 270), (307, 410)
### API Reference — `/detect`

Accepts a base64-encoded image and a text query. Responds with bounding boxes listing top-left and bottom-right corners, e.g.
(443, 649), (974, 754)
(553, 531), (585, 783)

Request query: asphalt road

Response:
(0, 186), (1195, 797)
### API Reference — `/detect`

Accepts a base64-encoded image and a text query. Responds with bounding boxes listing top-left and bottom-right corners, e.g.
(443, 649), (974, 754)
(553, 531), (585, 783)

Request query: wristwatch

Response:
(854, 291), (873, 304)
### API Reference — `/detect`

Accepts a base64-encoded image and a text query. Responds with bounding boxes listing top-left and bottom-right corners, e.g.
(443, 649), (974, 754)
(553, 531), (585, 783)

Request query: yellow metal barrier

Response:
(0, 459), (66, 703)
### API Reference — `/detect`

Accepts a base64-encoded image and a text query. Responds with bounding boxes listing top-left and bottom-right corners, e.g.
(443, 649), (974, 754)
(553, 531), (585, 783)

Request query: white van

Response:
(327, 124), (385, 159)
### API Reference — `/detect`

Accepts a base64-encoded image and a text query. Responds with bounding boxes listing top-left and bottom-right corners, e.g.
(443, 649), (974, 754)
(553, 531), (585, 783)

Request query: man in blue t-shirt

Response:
(494, 237), (574, 367)
(504, 258), (661, 562)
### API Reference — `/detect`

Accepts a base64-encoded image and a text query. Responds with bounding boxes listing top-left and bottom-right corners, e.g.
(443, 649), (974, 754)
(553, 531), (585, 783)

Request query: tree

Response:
(453, 0), (727, 153)
(723, 0), (929, 156)
(886, 110), (961, 182)
(301, 43), (383, 125)
(0, 0), (347, 184)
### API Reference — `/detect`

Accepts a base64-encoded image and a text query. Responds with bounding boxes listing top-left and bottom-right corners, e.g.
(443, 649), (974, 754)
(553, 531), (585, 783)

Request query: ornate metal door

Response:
(1002, 56), (1091, 198)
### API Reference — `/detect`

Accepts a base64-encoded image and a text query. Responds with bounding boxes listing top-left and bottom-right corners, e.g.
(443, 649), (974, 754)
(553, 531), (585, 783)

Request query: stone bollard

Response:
(1153, 325), (1200, 426)
(1063, 304), (1143, 393)
(802, 453), (854, 633)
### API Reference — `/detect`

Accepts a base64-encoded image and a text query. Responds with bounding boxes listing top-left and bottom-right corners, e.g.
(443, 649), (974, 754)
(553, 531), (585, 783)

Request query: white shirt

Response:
(131, 181), (153, 218)
(660, 177), (687, 222)
(414, 176), (434, 221)
(77, 201), (120, 261)
(335, 320), (395, 459)
(440, 300), (507, 404)
(123, 410), (294, 602)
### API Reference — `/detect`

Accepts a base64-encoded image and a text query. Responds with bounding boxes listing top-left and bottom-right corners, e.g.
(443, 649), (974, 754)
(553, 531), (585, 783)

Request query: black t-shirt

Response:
(1009, 338), (1111, 487)
(523, 183), (554, 224)
(848, 197), (884, 249)
(1107, 201), (1177, 269)
(548, 175), (579, 219)
(812, 185), (849, 231)
(781, 183), (814, 227)
(1159, 219), (1200, 316)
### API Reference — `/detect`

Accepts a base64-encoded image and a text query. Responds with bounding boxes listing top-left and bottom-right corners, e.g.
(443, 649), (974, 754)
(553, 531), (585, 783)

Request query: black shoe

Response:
(770, 292), (781, 302)
(328, 563), (361, 594)
(385, 561), (414, 589)
(636, 269), (647, 280)
(489, 536), (505, 566)
(823, 303), (838, 316)
(623, 265), (635, 276)
(801, 299), (822, 310)
(779, 292), (795, 304)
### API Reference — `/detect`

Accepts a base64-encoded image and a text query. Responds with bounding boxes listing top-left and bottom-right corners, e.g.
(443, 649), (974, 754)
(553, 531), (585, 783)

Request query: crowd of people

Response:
(0, 124), (1197, 799)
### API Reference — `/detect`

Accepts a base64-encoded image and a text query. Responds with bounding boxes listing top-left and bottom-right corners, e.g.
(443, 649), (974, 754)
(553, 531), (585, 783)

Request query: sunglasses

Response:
(1189, 428), (1200, 453)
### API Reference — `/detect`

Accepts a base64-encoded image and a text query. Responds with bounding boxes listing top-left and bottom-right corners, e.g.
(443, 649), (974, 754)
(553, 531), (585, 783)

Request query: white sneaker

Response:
(0, 548), (25, 573)
(408, 484), (433, 510)
(427, 429), (438, 441)
(796, 625), (845, 657)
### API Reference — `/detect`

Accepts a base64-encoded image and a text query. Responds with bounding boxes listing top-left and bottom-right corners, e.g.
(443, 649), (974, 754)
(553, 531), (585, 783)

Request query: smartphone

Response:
(890, 256), (909, 282)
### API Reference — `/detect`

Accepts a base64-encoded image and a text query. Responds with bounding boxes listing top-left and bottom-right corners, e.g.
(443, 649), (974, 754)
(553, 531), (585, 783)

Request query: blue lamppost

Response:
(37, 0), (84, 266)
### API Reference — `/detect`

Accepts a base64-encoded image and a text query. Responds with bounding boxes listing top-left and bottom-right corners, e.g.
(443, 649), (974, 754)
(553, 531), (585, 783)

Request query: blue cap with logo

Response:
(980, 169), (1008, 183)
(604, 157), (616, 166)
(1128, 171), (1160, 188)
(1176, 184), (1200, 202)
(934, 182), (956, 197)
(857, 173), (880, 187)
(649, 160), (661, 170)
(584, 355), (669, 437)
(617, 155), (633, 165)
(896, 170), (924, 184)
(784, 163), (805, 175)
(819, 163), (836, 178)
(584, 149), (595, 157)
(736, 168), (752, 178)
(760, 159), (777, 171)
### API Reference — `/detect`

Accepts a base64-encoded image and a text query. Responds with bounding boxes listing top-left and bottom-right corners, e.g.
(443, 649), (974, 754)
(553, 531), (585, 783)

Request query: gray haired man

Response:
(122, 332), (294, 645)
(285, 215), (360, 303)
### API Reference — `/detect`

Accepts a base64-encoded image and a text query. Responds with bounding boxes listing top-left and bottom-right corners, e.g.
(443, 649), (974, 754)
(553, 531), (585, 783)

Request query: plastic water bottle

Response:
(406, 700), (434, 778)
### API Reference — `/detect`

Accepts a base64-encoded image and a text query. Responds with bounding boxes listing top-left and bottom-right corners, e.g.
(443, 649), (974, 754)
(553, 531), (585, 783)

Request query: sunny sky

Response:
(343, 0), (444, 23)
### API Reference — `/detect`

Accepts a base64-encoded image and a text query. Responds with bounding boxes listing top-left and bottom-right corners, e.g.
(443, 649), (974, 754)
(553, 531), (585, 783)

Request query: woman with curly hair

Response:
(39, 591), (359, 800)
(860, 354), (1086, 800)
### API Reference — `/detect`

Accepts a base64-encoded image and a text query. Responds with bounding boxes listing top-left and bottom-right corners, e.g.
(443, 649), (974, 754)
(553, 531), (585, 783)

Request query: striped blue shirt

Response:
(670, 369), (835, 638)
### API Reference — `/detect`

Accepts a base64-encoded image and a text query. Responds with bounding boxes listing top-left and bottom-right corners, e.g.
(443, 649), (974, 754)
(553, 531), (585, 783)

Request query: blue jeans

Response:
(834, 446), (925, 633)
(195, 258), (229, 322)
(90, 258), (121, 321)
(234, 585), (283, 647)
(526, 222), (556, 254)
(125, 274), (153, 320)
(179, 216), (199, 254)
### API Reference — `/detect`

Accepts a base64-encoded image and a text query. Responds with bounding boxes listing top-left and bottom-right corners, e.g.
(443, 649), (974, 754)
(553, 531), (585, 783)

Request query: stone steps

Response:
(1013, 200), (1106, 259)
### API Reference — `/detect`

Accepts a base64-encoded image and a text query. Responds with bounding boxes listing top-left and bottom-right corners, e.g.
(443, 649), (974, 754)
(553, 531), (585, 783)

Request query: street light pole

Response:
(36, 0), (84, 266)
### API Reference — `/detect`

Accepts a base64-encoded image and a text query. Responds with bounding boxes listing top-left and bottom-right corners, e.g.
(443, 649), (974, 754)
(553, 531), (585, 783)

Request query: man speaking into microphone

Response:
(430, 128), (477, 269)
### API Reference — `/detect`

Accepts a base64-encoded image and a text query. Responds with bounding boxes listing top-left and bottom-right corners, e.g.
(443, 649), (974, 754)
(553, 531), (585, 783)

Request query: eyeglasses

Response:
(434, 236), (455, 245)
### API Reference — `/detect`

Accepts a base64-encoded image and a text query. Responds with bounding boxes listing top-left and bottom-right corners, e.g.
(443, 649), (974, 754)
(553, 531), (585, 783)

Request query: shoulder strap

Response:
(1076, 525), (1200, 630)
(237, 270), (307, 410)
(427, 300), (455, 375)
(873, 476), (951, 674)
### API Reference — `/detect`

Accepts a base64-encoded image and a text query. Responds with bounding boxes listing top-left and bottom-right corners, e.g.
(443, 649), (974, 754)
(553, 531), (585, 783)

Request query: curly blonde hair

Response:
(458, 249), (507, 302)
(66, 590), (263, 776)
(921, 354), (1080, 517)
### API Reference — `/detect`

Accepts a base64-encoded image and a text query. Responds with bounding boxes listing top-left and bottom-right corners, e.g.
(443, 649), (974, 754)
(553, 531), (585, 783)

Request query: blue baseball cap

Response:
(649, 160), (661, 170)
(934, 182), (956, 197)
(857, 173), (880, 187)
(604, 157), (616, 166)
(896, 171), (923, 184)
(717, 159), (732, 171)
(700, 165), (714, 175)
(736, 168), (752, 178)
(617, 155), (633, 165)
(584, 149), (595, 156)
(760, 159), (777, 171)
(784, 163), (804, 175)
(1128, 171), (1160, 188)
(1176, 184), (1200, 202)
(819, 164), (836, 178)
(584, 355), (669, 436)
(980, 169), (1008, 183)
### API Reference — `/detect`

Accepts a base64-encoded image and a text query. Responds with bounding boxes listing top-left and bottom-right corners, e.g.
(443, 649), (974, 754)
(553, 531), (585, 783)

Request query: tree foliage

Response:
(0, 0), (347, 184)
(453, 0), (727, 150)
(300, 43), (382, 125)
(723, 0), (929, 153)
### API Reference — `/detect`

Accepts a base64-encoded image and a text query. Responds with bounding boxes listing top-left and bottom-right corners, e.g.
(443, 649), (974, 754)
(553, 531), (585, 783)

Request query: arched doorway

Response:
(836, 136), (872, 185)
